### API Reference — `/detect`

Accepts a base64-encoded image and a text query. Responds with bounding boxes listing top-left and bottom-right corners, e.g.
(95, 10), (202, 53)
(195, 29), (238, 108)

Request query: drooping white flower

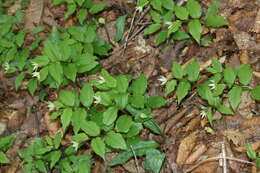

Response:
(135, 6), (143, 12)
(97, 76), (105, 84)
(94, 95), (101, 104)
(200, 110), (207, 119)
(32, 71), (40, 80)
(46, 101), (55, 111)
(208, 80), (216, 90)
(31, 62), (39, 71)
(3, 62), (10, 72)
(165, 22), (173, 30)
(158, 75), (168, 86)
(72, 141), (79, 151)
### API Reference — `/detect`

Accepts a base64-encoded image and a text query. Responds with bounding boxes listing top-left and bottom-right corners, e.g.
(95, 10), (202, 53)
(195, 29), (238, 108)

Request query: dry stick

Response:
(184, 156), (255, 173)
(130, 145), (141, 173)
(221, 143), (227, 173)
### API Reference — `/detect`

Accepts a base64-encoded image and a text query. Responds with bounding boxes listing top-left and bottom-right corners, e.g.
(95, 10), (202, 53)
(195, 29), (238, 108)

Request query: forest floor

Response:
(0, 0), (260, 172)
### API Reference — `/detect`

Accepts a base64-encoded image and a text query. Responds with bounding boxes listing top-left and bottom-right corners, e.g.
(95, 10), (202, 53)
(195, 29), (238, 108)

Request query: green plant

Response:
(140, 0), (228, 45)
(0, 134), (16, 164)
(163, 59), (259, 125)
(45, 70), (166, 172)
(52, 0), (107, 24)
(246, 142), (260, 168)
(18, 134), (92, 173)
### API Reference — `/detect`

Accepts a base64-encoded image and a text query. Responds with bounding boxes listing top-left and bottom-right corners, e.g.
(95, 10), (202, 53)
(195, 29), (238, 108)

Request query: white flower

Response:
(158, 75), (168, 85)
(72, 141), (79, 151)
(32, 71), (40, 80)
(94, 95), (101, 104)
(31, 62), (39, 71)
(47, 101), (55, 111)
(165, 22), (173, 29)
(208, 80), (216, 90)
(3, 62), (10, 72)
(136, 6), (143, 12)
(200, 110), (207, 119)
(97, 76), (105, 84)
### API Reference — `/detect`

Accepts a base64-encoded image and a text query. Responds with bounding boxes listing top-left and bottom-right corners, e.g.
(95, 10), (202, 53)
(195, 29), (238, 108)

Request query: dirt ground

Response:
(0, 0), (260, 172)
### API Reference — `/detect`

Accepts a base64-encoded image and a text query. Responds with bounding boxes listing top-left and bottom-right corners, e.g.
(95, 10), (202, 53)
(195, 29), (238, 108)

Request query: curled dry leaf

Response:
(176, 130), (198, 166)
(185, 144), (207, 164)
(237, 91), (255, 118)
(239, 50), (249, 64)
(43, 112), (60, 138)
(192, 161), (218, 173)
(242, 116), (260, 129)
(25, 0), (44, 31)
(222, 129), (246, 146)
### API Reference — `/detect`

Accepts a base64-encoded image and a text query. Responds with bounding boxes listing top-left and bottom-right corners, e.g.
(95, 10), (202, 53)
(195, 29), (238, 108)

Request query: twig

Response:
(130, 145), (141, 173)
(184, 156), (255, 173)
(221, 143), (227, 173)
(123, 9), (137, 53)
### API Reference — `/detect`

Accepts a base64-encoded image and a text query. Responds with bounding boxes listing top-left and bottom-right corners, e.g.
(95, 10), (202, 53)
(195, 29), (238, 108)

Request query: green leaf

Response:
(172, 30), (190, 40)
(91, 137), (105, 160)
(206, 107), (213, 125)
(54, 132), (62, 149)
(216, 105), (233, 115)
(15, 30), (26, 47)
(251, 86), (260, 101)
(49, 151), (62, 169)
(246, 143), (256, 160)
(224, 66), (236, 88)
(0, 134), (16, 151)
(143, 119), (163, 135)
(115, 75), (130, 93)
(74, 53), (98, 73)
(114, 15), (127, 42)
(114, 93), (128, 109)
(256, 158), (260, 168)
(103, 107), (118, 125)
(77, 9), (88, 25)
(65, 3), (76, 19)
(155, 30), (168, 45)
(147, 96), (166, 108)
(228, 86), (242, 111)
(15, 72), (25, 91)
(130, 95), (145, 108)
(68, 26), (84, 42)
(144, 24), (161, 35)
(63, 63), (77, 82)
(176, 80), (191, 104)
(206, 0), (219, 17)
(32, 26), (45, 34)
(165, 80), (177, 96)
(142, 149), (165, 173)
(101, 69), (117, 88)
(71, 108), (87, 134)
(80, 82), (94, 107)
(75, 0), (85, 6)
(89, 2), (107, 14)
(126, 123), (143, 138)
(213, 84), (225, 96)
(171, 61), (184, 79)
(61, 108), (73, 131)
(237, 64), (253, 85)
(115, 115), (133, 133)
(81, 120), (100, 136)
(0, 151), (10, 163)
(49, 62), (63, 85)
(72, 133), (89, 143)
(175, 6), (189, 20)
(186, 0), (202, 18)
(94, 91), (112, 106)
(207, 59), (222, 73)
(28, 78), (38, 96)
(185, 60), (200, 82)
(162, 0), (174, 10)
(129, 73), (147, 95)
(35, 160), (47, 173)
(205, 15), (228, 27)
(150, 10), (161, 23)
(105, 131), (127, 150)
(39, 67), (49, 82)
(188, 19), (202, 44)
(59, 90), (76, 107)
(151, 0), (162, 12)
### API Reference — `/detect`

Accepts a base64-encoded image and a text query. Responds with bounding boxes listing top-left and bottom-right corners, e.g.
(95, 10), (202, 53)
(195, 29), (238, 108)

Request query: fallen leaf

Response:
(234, 141), (260, 152)
(25, 0), (44, 31)
(43, 112), (60, 138)
(185, 144), (207, 164)
(237, 91), (255, 118)
(176, 130), (198, 165)
(239, 50), (249, 64)
(222, 129), (246, 146)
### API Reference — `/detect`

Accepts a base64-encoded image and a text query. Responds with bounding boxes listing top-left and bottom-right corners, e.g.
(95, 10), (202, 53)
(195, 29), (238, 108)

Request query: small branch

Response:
(221, 143), (227, 173)
(130, 145), (141, 173)
(184, 156), (255, 173)
(123, 9), (137, 53)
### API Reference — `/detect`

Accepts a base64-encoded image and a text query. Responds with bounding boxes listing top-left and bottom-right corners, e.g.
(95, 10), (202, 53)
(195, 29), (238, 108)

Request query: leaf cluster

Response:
(142, 0), (228, 45)
(0, 134), (16, 164)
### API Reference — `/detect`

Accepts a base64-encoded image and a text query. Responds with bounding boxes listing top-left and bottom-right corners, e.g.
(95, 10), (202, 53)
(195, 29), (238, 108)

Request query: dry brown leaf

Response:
(185, 116), (201, 132)
(43, 112), (60, 138)
(242, 116), (260, 128)
(239, 50), (249, 64)
(253, 9), (260, 33)
(237, 91), (255, 118)
(222, 129), (246, 146)
(234, 141), (260, 152)
(25, 0), (44, 31)
(176, 130), (198, 166)
(185, 144), (207, 164)
(191, 161), (218, 173)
